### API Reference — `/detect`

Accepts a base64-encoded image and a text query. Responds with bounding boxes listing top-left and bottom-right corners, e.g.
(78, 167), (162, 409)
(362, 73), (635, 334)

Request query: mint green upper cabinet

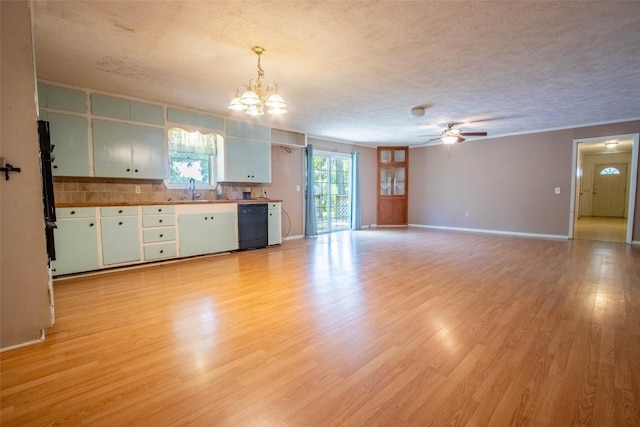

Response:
(93, 119), (166, 179)
(130, 125), (166, 179)
(91, 94), (164, 125)
(167, 108), (224, 131)
(225, 119), (270, 141)
(217, 137), (271, 183)
(47, 112), (90, 177)
(43, 85), (87, 113)
(91, 94), (130, 120)
(130, 101), (164, 125)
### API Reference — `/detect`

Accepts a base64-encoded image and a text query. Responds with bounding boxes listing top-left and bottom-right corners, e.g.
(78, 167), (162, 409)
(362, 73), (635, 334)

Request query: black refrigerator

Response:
(38, 120), (57, 262)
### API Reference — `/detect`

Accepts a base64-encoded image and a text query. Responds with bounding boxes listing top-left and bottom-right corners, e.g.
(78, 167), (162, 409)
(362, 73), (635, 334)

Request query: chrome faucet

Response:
(188, 178), (197, 200)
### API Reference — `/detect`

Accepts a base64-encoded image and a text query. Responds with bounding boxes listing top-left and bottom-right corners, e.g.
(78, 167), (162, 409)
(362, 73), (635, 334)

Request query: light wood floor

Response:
(574, 216), (627, 243)
(2, 228), (639, 426)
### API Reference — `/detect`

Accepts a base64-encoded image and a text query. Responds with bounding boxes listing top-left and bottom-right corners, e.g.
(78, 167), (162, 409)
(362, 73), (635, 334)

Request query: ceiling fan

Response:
(426, 123), (488, 144)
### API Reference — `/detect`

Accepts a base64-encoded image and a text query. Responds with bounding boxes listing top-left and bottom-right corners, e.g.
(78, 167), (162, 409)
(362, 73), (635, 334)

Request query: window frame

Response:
(164, 123), (224, 190)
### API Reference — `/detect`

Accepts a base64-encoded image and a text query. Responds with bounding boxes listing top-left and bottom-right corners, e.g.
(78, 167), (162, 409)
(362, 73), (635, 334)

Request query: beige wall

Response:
(264, 138), (378, 237)
(409, 121), (640, 240)
(1, 1), (52, 349)
(308, 138), (378, 227)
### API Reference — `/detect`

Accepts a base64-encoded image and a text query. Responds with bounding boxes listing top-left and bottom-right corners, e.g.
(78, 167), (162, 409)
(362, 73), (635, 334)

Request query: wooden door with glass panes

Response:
(377, 147), (408, 226)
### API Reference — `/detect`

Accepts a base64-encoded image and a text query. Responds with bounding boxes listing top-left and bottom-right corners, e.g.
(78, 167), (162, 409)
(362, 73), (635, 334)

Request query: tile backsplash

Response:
(53, 177), (265, 205)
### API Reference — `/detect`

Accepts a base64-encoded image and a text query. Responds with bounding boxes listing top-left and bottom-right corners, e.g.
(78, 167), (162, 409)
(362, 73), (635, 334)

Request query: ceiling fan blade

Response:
(459, 132), (487, 137)
(457, 137), (466, 143)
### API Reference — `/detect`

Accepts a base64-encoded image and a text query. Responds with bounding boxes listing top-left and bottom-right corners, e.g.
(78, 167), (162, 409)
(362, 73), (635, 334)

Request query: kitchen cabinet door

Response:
(51, 218), (99, 276)
(93, 120), (133, 178)
(268, 203), (282, 245)
(217, 137), (271, 183)
(130, 125), (166, 179)
(178, 214), (210, 257)
(209, 212), (237, 253)
(93, 120), (165, 179)
(47, 112), (90, 177)
(101, 216), (141, 265)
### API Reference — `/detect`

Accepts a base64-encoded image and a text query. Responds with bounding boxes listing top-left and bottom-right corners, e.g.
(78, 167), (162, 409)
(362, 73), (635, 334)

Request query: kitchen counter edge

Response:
(56, 199), (282, 208)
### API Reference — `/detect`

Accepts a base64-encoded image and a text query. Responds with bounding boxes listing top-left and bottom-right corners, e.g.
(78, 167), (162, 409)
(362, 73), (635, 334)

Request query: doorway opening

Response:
(570, 134), (639, 243)
(312, 151), (353, 233)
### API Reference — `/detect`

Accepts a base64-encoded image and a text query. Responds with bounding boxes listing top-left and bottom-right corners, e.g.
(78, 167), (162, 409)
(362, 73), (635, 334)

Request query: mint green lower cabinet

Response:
(51, 218), (99, 276)
(268, 203), (282, 245)
(178, 214), (211, 257)
(101, 216), (141, 265)
(178, 212), (237, 257)
(209, 212), (237, 253)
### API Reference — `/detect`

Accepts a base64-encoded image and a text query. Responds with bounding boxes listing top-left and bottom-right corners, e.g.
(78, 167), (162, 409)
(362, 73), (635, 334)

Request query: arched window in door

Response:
(600, 167), (621, 175)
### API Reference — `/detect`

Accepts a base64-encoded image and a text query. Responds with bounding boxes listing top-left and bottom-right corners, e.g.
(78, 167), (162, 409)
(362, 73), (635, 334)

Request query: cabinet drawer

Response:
(268, 202), (281, 210)
(100, 206), (139, 217)
(144, 242), (176, 261)
(143, 228), (176, 243)
(142, 214), (175, 228)
(56, 207), (96, 219)
(142, 205), (175, 215)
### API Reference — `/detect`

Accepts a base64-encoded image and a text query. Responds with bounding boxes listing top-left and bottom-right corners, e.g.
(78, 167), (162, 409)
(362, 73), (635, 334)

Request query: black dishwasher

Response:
(237, 203), (268, 250)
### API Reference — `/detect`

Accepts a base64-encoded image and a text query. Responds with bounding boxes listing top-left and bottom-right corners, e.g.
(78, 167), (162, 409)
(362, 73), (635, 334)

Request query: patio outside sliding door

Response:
(313, 151), (352, 233)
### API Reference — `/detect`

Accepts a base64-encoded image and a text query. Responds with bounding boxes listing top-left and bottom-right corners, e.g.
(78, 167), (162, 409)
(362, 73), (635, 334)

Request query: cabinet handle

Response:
(118, 209), (123, 213)
(204, 217), (208, 220)
(134, 169), (138, 173)
(126, 168), (131, 172)
(158, 208), (162, 212)
(118, 221), (123, 225)
(160, 250), (164, 254)
(53, 165), (58, 169)
(159, 219), (163, 223)
(159, 234), (163, 238)
(52, 268), (56, 272)
(89, 223), (94, 227)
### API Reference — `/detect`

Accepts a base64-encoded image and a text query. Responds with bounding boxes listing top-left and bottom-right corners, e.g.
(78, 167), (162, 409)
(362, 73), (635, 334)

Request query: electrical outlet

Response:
(296, 185), (300, 192)
(135, 185), (141, 194)
(555, 187), (560, 194)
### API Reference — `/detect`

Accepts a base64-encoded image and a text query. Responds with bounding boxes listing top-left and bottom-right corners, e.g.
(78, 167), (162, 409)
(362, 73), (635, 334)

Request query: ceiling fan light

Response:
(441, 135), (459, 145)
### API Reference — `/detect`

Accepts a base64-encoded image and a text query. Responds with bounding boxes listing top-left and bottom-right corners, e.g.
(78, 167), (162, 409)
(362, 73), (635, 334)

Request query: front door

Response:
(592, 163), (627, 217)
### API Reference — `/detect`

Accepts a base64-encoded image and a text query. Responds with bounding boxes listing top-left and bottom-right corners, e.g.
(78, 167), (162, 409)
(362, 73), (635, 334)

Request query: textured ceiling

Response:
(32, 1), (640, 146)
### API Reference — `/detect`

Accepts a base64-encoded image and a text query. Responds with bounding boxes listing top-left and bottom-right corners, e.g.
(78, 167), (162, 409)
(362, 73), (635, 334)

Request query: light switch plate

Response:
(555, 187), (560, 194)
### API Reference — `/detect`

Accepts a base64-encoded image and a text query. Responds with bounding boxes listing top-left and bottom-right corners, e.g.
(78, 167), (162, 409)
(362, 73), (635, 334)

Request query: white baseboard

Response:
(284, 234), (304, 241)
(1, 337), (44, 353)
(409, 224), (569, 240)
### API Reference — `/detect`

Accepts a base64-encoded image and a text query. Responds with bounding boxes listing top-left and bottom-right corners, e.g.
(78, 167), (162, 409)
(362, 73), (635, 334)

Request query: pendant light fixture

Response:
(229, 46), (287, 116)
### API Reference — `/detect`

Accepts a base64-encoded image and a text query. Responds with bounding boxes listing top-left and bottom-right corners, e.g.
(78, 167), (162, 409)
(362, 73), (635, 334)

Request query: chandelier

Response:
(228, 46), (287, 116)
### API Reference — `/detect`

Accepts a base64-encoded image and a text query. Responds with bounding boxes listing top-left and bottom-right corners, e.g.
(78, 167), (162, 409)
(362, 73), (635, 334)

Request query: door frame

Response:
(569, 133), (639, 243)
(313, 149), (353, 233)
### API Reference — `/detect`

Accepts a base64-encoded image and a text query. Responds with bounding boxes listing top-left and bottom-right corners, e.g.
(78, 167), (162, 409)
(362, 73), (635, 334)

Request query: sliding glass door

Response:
(313, 151), (352, 233)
